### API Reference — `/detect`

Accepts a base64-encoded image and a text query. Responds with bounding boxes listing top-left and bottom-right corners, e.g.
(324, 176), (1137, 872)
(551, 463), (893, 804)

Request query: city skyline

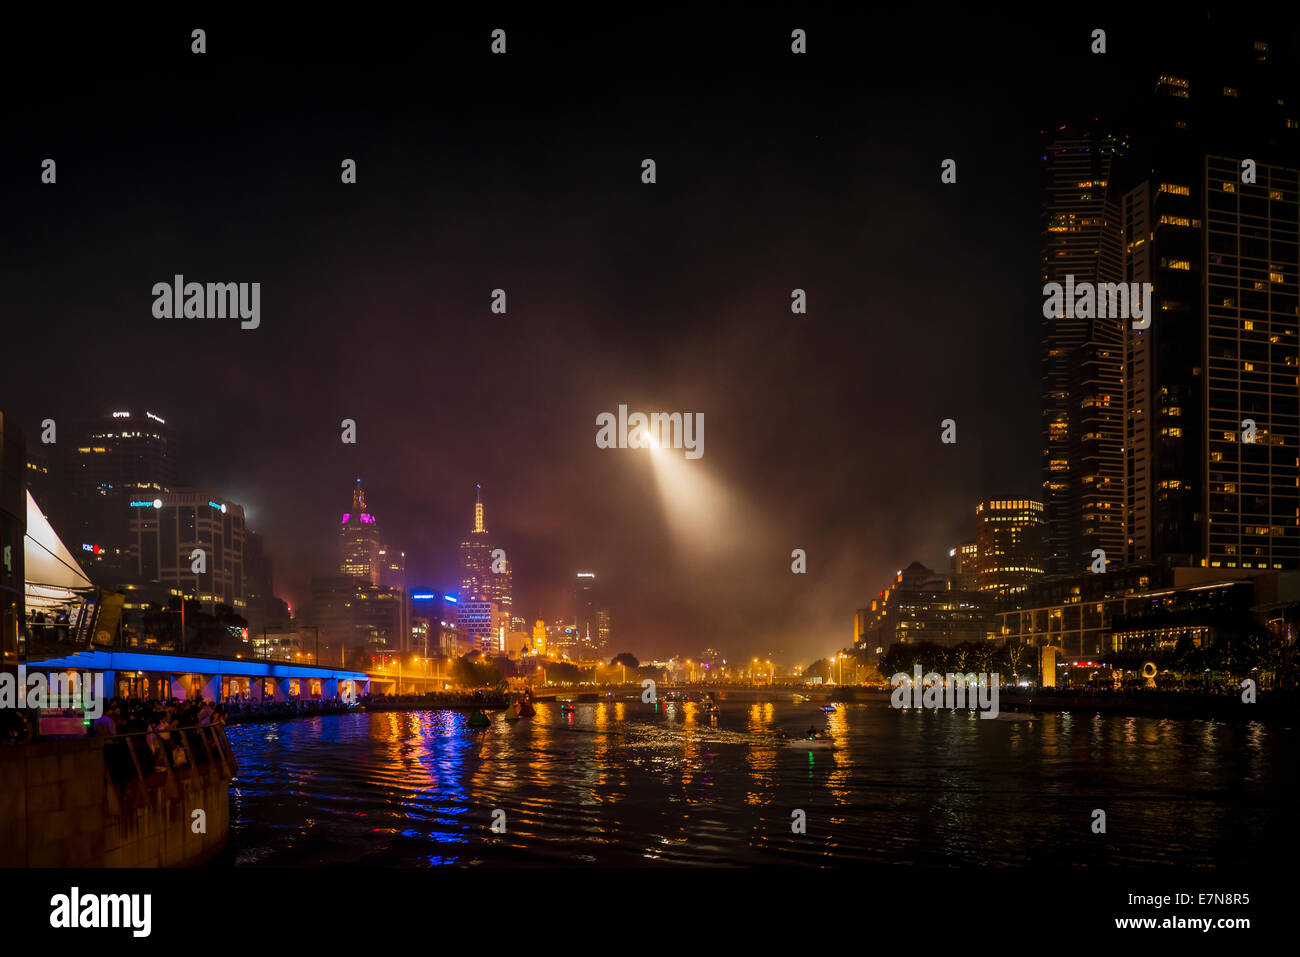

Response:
(3, 9), (1299, 917)
(5, 15), (1299, 666)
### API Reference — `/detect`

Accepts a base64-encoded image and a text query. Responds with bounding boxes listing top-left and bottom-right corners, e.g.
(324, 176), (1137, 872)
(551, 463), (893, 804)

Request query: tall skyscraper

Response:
(459, 484), (492, 600)
(975, 499), (1046, 596)
(1040, 125), (1127, 575)
(54, 409), (179, 574)
(1122, 33), (1300, 570)
(340, 478), (381, 584)
(574, 571), (610, 653)
(458, 484), (511, 614)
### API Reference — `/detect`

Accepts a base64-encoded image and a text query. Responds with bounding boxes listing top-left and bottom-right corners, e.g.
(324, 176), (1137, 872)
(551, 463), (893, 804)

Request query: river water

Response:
(224, 699), (1296, 866)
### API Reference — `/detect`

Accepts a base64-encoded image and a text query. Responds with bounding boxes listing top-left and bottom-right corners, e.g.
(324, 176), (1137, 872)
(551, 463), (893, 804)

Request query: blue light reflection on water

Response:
(224, 701), (1298, 867)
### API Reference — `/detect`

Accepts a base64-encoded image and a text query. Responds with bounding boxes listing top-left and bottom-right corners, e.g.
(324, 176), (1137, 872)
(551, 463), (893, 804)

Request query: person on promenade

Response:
(93, 701), (119, 736)
(147, 716), (167, 771)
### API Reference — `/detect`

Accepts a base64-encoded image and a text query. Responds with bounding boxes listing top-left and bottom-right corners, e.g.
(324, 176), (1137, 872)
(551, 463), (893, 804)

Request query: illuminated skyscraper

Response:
(1040, 125), (1126, 575)
(975, 499), (1046, 596)
(129, 489), (246, 611)
(459, 484), (492, 600)
(1121, 35), (1300, 570)
(459, 484), (511, 616)
(54, 408), (179, 574)
(574, 571), (610, 653)
(339, 478), (381, 584)
(455, 599), (498, 653)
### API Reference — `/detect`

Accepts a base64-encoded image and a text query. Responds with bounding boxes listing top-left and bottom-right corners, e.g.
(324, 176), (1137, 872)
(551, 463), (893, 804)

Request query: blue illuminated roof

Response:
(23, 649), (368, 682)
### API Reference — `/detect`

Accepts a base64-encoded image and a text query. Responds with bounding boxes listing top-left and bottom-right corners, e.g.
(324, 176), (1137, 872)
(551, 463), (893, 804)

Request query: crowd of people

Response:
(360, 689), (510, 711)
(97, 696), (228, 782)
(1, 686), (519, 751)
(0, 693), (228, 770)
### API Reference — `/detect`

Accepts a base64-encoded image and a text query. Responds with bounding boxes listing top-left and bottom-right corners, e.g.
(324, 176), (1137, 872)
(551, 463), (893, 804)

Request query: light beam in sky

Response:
(644, 436), (741, 562)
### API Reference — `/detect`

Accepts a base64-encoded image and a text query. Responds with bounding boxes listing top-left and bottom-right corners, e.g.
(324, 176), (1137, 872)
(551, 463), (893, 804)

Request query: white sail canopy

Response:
(24, 490), (94, 609)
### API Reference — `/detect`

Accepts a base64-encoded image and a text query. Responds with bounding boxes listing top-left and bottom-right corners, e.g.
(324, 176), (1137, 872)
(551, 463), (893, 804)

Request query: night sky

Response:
(1, 10), (1262, 662)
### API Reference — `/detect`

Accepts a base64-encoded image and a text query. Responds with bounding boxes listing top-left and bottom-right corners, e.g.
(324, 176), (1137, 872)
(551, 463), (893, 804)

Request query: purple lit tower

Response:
(339, 478), (381, 585)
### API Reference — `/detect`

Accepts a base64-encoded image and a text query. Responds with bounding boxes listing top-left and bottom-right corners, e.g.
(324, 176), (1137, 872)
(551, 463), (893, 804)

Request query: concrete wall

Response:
(0, 739), (104, 866)
(0, 737), (230, 867)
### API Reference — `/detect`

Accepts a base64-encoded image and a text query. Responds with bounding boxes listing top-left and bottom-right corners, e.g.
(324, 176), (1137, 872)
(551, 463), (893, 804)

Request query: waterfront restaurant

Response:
(20, 648), (370, 704)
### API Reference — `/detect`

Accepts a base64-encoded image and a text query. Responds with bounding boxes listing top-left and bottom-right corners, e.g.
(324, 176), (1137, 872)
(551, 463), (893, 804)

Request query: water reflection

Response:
(225, 701), (1297, 867)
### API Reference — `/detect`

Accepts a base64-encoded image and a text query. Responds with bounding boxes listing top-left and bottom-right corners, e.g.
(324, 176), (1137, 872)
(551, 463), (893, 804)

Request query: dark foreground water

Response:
(224, 699), (1298, 866)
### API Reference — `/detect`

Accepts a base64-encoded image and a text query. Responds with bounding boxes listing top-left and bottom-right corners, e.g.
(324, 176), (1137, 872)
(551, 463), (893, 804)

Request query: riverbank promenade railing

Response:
(99, 722), (237, 815)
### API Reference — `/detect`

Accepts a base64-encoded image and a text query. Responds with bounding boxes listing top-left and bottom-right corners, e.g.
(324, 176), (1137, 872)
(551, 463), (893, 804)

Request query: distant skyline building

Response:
(574, 571), (609, 653)
(547, 619), (581, 658)
(128, 488), (246, 611)
(307, 573), (409, 657)
(459, 485), (491, 600)
(378, 544), (405, 591)
(340, 478), (382, 584)
(243, 528), (285, 634)
(975, 499), (1046, 596)
(455, 598), (498, 653)
(53, 408), (181, 576)
(949, 541), (979, 590)
(1040, 124), (1127, 575)
(458, 484), (512, 617)
(854, 561), (991, 663)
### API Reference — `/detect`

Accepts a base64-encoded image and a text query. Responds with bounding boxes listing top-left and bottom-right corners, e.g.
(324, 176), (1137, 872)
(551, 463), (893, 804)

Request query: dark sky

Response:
(0, 9), (1265, 663)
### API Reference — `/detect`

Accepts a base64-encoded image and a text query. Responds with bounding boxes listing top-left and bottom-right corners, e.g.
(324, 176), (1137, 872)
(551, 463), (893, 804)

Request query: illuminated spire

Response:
(352, 477), (366, 510)
(474, 483), (485, 533)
